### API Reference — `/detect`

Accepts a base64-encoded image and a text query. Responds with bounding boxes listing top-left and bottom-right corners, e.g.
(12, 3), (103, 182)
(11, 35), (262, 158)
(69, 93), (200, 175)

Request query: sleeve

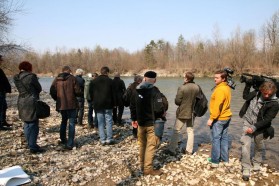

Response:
(174, 86), (183, 106)
(50, 78), (58, 101)
(32, 74), (42, 94)
(210, 89), (225, 120)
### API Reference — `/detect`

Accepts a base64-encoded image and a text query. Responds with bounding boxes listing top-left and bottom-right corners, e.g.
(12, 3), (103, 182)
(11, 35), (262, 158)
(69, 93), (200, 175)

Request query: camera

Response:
(224, 67), (236, 89)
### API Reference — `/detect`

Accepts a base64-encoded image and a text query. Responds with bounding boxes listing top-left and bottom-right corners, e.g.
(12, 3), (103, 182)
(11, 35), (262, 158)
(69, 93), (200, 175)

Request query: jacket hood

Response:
(14, 71), (32, 81)
(57, 72), (71, 81)
(137, 82), (154, 90)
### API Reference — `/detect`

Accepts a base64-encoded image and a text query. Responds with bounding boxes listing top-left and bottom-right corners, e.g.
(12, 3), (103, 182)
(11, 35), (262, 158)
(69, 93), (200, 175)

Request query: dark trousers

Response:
(113, 105), (124, 124)
(76, 97), (84, 125)
(60, 109), (76, 148)
(0, 92), (7, 124)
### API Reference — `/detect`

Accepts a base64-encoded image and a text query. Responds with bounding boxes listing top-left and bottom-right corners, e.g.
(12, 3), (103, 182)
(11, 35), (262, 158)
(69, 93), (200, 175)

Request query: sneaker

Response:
(207, 158), (219, 168)
(253, 163), (261, 171)
(107, 140), (116, 145)
(63, 146), (73, 151)
(143, 169), (163, 176)
(242, 169), (250, 181)
(100, 142), (106, 146)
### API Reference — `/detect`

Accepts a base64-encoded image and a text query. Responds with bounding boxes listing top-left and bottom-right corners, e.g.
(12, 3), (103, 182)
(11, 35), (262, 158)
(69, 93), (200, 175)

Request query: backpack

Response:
(152, 87), (168, 120)
(122, 86), (132, 107)
(193, 86), (208, 117)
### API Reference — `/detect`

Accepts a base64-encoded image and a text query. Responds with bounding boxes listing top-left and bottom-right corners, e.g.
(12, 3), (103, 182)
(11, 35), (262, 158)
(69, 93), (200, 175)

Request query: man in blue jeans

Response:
(90, 66), (115, 145)
(207, 70), (232, 168)
(50, 66), (81, 150)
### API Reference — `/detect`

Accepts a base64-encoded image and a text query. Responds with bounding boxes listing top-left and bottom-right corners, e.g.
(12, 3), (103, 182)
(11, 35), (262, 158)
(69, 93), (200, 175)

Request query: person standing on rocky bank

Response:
(50, 66), (81, 150)
(167, 72), (200, 155)
(90, 66), (115, 145)
(14, 61), (45, 153)
(130, 71), (168, 176)
(239, 81), (279, 181)
(112, 72), (126, 126)
(0, 55), (12, 130)
(75, 68), (85, 126)
(207, 70), (232, 168)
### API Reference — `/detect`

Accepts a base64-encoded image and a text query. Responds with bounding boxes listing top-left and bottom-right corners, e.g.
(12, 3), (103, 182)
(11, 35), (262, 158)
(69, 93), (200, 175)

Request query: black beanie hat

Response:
(144, 71), (157, 78)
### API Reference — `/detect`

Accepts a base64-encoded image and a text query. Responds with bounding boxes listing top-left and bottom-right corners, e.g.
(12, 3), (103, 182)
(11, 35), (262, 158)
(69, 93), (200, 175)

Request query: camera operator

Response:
(240, 80), (279, 181)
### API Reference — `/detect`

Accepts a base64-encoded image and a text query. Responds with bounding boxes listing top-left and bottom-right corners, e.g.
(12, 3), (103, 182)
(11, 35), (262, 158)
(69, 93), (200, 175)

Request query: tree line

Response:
(1, 1), (279, 77)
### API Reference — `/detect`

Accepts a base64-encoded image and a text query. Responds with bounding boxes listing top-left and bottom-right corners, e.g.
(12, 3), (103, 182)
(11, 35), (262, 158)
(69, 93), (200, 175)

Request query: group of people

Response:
(1, 56), (278, 180)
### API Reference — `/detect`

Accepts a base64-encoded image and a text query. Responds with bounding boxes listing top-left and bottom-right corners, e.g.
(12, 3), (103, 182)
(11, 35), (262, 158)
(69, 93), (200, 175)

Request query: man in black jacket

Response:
(240, 81), (279, 181)
(90, 66), (115, 145)
(112, 72), (126, 126)
(130, 71), (168, 176)
(0, 55), (12, 130)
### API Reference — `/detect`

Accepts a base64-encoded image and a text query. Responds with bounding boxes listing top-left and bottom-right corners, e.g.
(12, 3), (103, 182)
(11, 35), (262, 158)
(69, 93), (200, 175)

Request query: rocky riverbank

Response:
(1, 91), (279, 186)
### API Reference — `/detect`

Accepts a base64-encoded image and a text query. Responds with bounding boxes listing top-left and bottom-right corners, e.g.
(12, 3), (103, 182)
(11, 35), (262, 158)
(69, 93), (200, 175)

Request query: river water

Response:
(38, 76), (279, 167)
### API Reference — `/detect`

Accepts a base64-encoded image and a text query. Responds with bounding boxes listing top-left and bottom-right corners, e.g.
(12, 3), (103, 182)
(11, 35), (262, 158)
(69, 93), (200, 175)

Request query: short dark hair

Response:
(259, 81), (277, 95)
(62, 65), (71, 72)
(101, 66), (110, 75)
(19, 61), (32, 72)
(215, 70), (227, 81)
(134, 75), (143, 82)
(185, 72), (194, 81)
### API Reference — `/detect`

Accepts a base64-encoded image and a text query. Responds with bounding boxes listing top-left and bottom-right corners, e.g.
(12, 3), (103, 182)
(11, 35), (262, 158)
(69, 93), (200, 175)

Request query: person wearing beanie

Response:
(13, 61), (45, 153)
(130, 70), (168, 176)
(0, 55), (12, 130)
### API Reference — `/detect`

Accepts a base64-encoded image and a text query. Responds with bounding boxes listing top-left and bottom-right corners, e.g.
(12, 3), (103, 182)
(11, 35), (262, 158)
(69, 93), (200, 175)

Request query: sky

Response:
(10, 0), (279, 53)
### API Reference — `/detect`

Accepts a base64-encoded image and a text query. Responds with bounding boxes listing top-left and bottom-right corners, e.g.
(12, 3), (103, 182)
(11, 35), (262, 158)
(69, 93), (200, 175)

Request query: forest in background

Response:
(1, 1), (279, 77)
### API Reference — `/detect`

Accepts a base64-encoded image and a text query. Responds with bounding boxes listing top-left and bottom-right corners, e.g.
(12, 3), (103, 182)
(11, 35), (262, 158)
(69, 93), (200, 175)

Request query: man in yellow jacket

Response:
(207, 70), (232, 168)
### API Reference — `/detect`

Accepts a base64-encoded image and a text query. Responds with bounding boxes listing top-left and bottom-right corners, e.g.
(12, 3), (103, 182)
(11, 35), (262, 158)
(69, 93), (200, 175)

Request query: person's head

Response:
(214, 70), (227, 85)
(134, 75), (143, 84)
(143, 71), (157, 84)
(62, 65), (72, 73)
(184, 72), (195, 83)
(19, 61), (32, 72)
(92, 72), (98, 79)
(114, 72), (120, 78)
(76, 68), (84, 76)
(259, 81), (277, 100)
(100, 66), (110, 75)
(87, 73), (92, 78)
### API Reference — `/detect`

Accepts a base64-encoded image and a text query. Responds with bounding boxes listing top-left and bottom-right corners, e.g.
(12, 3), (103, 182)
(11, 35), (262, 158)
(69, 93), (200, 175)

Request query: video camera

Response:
(224, 67), (236, 90)
(240, 73), (279, 96)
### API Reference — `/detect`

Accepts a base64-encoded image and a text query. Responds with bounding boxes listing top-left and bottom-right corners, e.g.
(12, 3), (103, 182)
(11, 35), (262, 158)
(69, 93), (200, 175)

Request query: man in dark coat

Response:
(75, 68), (85, 126)
(240, 81), (279, 181)
(14, 61), (45, 153)
(112, 72), (126, 126)
(0, 55), (12, 130)
(50, 66), (81, 150)
(130, 71), (168, 176)
(89, 66), (115, 145)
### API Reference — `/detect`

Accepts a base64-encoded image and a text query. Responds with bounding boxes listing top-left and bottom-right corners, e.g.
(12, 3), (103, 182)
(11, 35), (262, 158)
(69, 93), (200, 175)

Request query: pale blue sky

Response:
(11, 0), (279, 53)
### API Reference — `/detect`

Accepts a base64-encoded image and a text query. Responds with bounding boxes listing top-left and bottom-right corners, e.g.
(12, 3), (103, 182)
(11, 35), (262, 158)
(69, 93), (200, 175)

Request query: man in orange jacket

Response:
(207, 70), (232, 168)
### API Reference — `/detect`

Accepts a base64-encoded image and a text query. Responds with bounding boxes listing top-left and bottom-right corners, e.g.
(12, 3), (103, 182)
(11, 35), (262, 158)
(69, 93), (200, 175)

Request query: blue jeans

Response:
(96, 109), (113, 143)
(24, 120), (40, 150)
(0, 92), (7, 123)
(60, 109), (76, 148)
(211, 119), (231, 164)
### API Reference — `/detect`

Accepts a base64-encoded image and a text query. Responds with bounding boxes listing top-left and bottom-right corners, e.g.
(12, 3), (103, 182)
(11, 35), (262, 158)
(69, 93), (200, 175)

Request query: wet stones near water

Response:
(1, 91), (279, 185)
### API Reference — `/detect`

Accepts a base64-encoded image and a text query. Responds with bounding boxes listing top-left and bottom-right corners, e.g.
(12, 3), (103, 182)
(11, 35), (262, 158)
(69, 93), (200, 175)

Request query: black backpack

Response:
(193, 86), (208, 117)
(152, 87), (168, 120)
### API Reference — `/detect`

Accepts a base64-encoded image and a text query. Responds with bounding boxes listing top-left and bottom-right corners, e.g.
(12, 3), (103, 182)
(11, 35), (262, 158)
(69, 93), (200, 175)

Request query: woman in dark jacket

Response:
(14, 61), (45, 153)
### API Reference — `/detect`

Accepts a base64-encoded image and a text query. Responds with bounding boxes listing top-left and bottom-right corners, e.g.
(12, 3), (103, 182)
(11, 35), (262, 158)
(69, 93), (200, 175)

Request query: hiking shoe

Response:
(242, 169), (250, 181)
(107, 140), (116, 145)
(30, 148), (46, 154)
(253, 163), (261, 171)
(143, 169), (163, 176)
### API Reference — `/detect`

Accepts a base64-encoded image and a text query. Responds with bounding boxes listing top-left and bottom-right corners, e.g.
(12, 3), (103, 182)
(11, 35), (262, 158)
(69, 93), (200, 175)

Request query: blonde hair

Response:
(259, 81), (277, 94)
(76, 68), (84, 75)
